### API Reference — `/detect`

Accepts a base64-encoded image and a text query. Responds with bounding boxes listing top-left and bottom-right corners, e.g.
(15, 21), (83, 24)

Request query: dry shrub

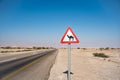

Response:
(93, 53), (109, 58)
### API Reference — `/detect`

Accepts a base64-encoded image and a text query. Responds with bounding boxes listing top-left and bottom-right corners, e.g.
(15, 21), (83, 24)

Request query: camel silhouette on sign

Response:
(67, 35), (74, 41)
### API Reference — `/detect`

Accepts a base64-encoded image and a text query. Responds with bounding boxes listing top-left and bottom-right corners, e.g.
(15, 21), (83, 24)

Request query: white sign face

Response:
(60, 27), (79, 44)
(63, 30), (77, 42)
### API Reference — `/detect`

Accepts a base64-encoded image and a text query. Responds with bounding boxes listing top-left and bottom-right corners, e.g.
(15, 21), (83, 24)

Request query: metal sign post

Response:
(68, 43), (71, 80)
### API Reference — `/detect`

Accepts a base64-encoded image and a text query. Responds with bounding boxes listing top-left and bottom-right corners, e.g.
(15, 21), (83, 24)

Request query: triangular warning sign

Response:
(60, 26), (79, 44)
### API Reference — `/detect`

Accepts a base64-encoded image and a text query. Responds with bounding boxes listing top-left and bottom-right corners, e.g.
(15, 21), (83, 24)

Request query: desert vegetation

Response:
(77, 47), (80, 49)
(0, 46), (54, 53)
(76, 47), (88, 50)
(93, 53), (109, 58)
(99, 47), (118, 51)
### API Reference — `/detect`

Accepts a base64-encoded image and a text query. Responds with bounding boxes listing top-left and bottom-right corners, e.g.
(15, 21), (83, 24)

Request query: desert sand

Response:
(48, 48), (120, 80)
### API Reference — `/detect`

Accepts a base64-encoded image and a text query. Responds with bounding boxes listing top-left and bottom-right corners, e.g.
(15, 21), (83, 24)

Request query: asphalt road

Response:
(0, 49), (58, 80)
(0, 50), (47, 63)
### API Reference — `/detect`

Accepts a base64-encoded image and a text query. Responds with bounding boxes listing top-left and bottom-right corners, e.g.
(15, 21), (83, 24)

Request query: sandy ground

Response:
(48, 48), (120, 80)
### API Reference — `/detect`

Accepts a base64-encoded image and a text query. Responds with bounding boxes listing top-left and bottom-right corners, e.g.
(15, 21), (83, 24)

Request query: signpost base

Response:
(63, 70), (73, 74)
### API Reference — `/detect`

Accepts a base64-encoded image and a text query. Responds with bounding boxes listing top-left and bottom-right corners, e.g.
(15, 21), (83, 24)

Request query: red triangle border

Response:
(60, 26), (79, 44)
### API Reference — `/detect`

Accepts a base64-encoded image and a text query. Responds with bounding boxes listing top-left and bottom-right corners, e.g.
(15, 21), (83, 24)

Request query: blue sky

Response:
(0, 0), (120, 48)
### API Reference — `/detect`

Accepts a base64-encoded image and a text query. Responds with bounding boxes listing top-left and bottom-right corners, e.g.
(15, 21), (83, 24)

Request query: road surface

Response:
(0, 49), (58, 80)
